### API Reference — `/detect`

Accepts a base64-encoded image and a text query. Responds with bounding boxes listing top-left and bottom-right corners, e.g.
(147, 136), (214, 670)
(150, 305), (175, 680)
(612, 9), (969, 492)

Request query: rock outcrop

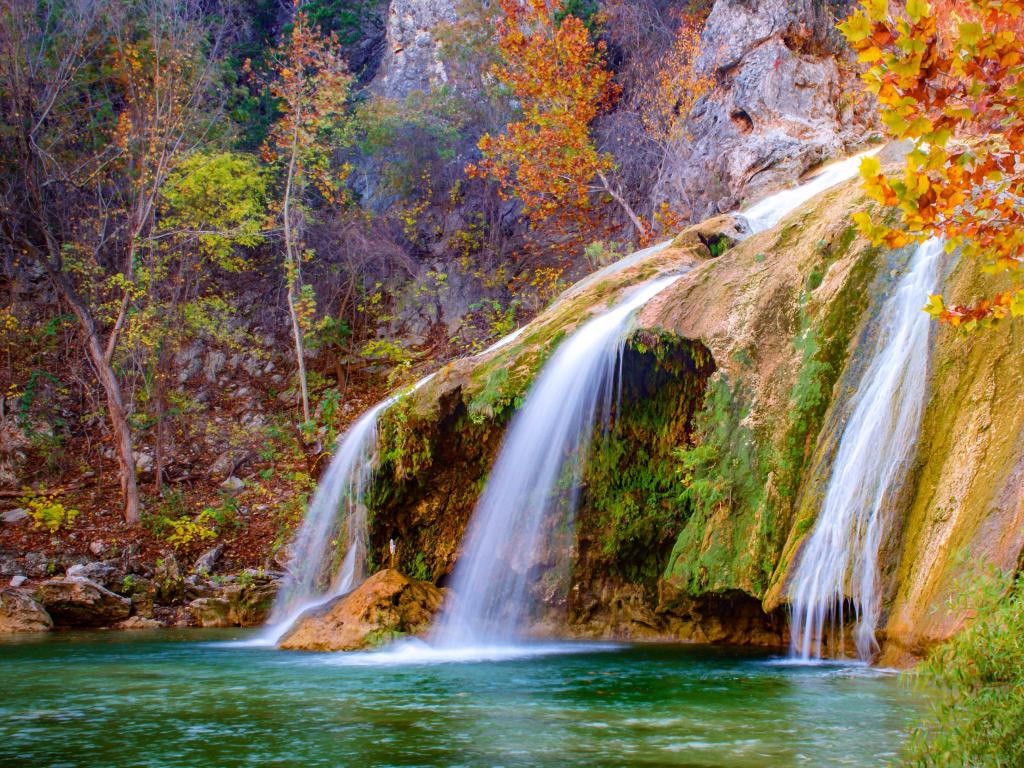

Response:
(187, 573), (278, 628)
(660, 0), (871, 219)
(279, 569), (443, 651)
(372, 0), (456, 99)
(35, 578), (131, 627)
(0, 588), (52, 633)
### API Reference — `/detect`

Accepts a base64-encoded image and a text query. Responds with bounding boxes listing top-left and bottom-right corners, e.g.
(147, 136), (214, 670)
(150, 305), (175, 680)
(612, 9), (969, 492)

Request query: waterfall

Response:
(788, 238), (944, 661)
(740, 149), (880, 235)
(262, 374), (434, 643)
(432, 275), (682, 647)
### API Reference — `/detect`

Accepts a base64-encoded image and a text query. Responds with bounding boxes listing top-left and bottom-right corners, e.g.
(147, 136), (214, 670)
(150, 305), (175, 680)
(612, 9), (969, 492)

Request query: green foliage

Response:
(409, 551), (430, 582)
(467, 367), (517, 424)
(21, 494), (79, 533)
(165, 512), (217, 550)
(901, 570), (1024, 767)
(674, 376), (763, 521)
(583, 338), (714, 584)
(160, 151), (269, 269)
(584, 240), (624, 268)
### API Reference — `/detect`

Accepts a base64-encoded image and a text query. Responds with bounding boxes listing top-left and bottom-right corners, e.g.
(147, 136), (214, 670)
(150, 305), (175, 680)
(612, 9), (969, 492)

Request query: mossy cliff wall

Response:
(361, 158), (1024, 659)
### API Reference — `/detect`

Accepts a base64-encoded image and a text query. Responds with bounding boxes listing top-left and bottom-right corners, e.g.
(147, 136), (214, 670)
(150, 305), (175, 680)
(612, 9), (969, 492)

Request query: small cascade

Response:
(788, 238), (945, 661)
(740, 149), (880, 235)
(431, 275), (681, 647)
(263, 374), (434, 643)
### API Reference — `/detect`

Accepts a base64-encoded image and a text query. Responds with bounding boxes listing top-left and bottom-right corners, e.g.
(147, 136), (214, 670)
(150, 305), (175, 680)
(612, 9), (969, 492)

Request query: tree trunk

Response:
(283, 131), (311, 425)
(596, 169), (647, 241)
(57, 280), (141, 523)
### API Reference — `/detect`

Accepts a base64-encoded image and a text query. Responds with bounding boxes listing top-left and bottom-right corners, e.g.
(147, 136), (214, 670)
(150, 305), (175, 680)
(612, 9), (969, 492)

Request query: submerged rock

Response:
(279, 569), (443, 651)
(35, 578), (130, 627)
(0, 588), (52, 633)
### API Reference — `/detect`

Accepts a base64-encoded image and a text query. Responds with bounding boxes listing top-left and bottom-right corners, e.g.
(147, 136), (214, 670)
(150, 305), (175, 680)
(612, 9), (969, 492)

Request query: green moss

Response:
(665, 375), (768, 594)
(578, 336), (713, 586)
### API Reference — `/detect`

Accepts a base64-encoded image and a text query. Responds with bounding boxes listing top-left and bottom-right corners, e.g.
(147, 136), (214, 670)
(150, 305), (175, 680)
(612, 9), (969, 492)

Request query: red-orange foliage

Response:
(841, 0), (1024, 329)
(468, 0), (644, 243)
(640, 10), (713, 142)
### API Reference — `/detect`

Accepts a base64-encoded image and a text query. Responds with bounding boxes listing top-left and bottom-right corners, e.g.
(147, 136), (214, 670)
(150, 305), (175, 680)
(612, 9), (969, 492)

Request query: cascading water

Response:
(263, 374), (434, 643)
(431, 275), (682, 647)
(788, 238), (944, 661)
(740, 149), (880, 234)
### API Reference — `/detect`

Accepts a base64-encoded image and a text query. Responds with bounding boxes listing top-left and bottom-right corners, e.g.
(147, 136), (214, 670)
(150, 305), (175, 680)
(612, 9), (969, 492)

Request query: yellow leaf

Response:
(905, 0), (930, 23)
(859, 46), (884, 63)
(859, 155), (882, 180)
(924, 294), (945, 317)
(959, 22), (983, 47)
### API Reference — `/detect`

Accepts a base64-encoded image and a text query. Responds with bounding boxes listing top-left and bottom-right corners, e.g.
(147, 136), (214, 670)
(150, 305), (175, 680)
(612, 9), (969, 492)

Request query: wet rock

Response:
(121, 575), (156, 618)
(154, 555), (185, 604)
(35, 578), (131, 627)
(231, 577), (278, 627)
(192, 544), (224, 576)
(114, 616), (163, 630)
(0, 588), (52, 633)
(279, 569), (443, 651)
(189, 597), (232, 628)
(1, 508), (29, 525)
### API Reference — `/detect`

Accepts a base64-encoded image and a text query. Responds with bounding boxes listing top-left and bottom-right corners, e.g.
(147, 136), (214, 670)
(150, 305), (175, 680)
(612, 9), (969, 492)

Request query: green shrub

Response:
(901, 571), (1024, 766)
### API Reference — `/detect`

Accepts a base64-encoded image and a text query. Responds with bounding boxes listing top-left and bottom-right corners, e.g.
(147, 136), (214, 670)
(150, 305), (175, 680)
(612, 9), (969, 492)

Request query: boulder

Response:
(114, 616), (163, 630)
(154, 555), (185, 604)
(279, 569), (443, 651)
(1, 508), (29, 525)
(0, 588), (52, 634)
(9, 575), (26, 588)
(35, 578), (130, 627)
(189, 597), (232, 628)
(66, 561), (122, 589)
(192, 544), (224, 575)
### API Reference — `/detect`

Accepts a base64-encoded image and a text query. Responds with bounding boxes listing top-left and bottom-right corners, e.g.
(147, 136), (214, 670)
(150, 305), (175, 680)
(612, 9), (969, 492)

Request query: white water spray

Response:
(740, 149), (881, 234)
(788, 238), (944, 661)
(262, 374), (434, 644)
(431, 275), (682, 647)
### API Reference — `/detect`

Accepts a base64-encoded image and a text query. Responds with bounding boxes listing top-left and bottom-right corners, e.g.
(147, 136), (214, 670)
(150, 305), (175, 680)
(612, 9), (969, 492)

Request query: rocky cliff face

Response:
(356, 148), (1024, 663)
(372, 0), (457, 98)
(658, 0), (872, 219)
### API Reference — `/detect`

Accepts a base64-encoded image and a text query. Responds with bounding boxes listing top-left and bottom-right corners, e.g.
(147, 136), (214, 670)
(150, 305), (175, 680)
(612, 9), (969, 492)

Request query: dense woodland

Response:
(2, 0), (1024, 764)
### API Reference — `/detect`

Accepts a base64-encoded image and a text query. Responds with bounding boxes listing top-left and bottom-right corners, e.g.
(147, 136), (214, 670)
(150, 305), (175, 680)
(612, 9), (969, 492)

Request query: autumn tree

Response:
(468, 0), (647, 241)
(639, 9), (714, 144)
(840, 0), (1024, 329)
(0, 0), (231, 522)
(262, 2), (354, 426)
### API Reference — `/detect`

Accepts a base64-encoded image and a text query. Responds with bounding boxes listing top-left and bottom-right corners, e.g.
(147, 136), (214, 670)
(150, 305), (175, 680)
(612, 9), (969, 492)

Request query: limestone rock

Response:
(154, 555), (185, 604)
(66, 561), (122, 589)
(192, 544), (224, 576)
(189, 597), (232, 628)
(35, 578), (130, 627)
(0, 588), (52, 634)
(372, 0), (456, 99)
(1, 508), (29, 525)
(9, 575), (26, 588)
(659, 0), (871, 220)
(279, 569), (443, 651)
